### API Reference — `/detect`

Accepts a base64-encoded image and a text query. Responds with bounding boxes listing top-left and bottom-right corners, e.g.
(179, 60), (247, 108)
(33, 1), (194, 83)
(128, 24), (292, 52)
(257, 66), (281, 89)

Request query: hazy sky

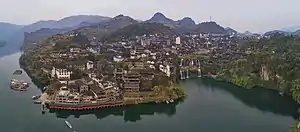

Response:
(0, 0), (300, 32)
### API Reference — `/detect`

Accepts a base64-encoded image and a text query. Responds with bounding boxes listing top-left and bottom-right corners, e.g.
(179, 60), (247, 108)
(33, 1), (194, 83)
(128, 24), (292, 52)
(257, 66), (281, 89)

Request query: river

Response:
(0, 46), (299, 132)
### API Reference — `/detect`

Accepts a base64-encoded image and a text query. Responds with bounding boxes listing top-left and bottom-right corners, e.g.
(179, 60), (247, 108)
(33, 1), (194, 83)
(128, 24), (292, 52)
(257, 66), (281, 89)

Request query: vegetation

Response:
(104, 23), (177, 42)
(205, 35), (300, 103)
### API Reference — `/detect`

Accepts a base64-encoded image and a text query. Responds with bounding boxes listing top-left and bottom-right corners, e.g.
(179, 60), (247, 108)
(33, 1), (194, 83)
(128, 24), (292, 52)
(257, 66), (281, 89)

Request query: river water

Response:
(0, 46), (299, 132)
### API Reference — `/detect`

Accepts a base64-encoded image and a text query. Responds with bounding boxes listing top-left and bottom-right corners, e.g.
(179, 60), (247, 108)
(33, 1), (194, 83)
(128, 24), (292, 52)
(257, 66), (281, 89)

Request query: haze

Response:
(0, 0), (299, 32)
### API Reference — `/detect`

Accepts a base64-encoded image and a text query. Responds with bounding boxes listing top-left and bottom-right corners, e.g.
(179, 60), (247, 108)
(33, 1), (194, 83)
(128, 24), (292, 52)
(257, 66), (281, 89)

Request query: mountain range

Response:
(1, 12), (300, 49)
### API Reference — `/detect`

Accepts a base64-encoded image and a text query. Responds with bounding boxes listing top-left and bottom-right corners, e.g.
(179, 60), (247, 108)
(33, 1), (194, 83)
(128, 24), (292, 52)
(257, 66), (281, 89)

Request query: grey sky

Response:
(0, 0), (299, 32)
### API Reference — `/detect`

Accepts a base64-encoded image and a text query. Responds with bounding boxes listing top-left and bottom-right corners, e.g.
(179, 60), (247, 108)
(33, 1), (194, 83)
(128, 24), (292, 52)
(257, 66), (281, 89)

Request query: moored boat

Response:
(41, 102), (46, 113)
(34, 100), (42, 104)
(32, 94), (41, 100)
(13, 70), (22, 75)
(65, 120), (73, 129)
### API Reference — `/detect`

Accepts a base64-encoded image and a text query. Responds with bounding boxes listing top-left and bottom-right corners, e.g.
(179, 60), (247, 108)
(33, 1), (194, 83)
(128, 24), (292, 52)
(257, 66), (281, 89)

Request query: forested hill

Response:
(211, 35), (300, 103)
(103, 22), (177, 42)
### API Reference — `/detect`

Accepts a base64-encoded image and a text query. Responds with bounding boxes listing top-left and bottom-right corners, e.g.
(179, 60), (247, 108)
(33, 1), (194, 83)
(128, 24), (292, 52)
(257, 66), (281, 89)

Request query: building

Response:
(176, 37), (181, 45)
(51, 67), (72, 80)
(123, 72), (141, 93)
(159, 64), (171, 77)
(86, 61), (94, 70)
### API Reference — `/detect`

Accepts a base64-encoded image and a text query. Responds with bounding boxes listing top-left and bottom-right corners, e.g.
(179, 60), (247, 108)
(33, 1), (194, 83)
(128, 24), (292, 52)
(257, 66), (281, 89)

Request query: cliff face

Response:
(261, 65), (269, 81)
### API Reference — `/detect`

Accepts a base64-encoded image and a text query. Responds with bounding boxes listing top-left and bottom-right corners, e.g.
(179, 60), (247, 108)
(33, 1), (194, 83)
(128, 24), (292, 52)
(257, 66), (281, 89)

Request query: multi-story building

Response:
(123, 72), (141, 93)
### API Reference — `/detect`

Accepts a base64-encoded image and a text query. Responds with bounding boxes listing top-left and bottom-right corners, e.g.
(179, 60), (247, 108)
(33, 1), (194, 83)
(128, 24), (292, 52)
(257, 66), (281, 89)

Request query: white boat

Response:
(34, 100), (42, 104)
(166, 100), (169, 104)
(43, 87), (47, 91)
(65, 120), (73, 129)
(32, 94), (41, 100)
(41, 102), (46, 113)
(170, 100), (174, 103)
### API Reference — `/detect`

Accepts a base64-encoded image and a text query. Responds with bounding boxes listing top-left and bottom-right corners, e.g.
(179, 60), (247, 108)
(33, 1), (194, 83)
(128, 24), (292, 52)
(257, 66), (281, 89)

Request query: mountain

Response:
(6, 15), (110, 47)
(175, 17), (197, 33)
(194, 21), (227, 34)
(104, 22), (177, 42)
(20, 15), (110, 50)
(225, 27), (238, 35)
(292, 30), (300, 36)
(264, 30), (289, 37)
(74, 15), (139, 40)
(280, 26), (300, 32)
(20, 15), (110, 33)
(176, 17), (196, 27)
(0, 22), (22, 41)
(146, 12), (178, 28)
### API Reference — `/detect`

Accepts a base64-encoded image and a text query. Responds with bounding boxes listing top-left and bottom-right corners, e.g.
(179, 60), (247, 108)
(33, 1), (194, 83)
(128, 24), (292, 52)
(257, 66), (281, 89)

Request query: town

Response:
(20, 28), (264, 110)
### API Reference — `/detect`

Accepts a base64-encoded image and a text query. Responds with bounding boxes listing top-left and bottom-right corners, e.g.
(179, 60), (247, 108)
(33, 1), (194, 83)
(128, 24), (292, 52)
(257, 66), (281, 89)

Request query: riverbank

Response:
(41, 84), (186, 111)
(19, 54), (50, 89)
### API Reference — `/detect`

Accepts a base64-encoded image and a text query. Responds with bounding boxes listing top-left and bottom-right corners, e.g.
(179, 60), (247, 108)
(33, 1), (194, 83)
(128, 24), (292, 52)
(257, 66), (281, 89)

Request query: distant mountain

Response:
(0, 22), (22, 41)
(74, 15), (139, 40)
(292, 30), (300, 36)
(194, 21), (226, 34)
(176, 17), (196, 27)
(264, 30), (289, 36)
(225, 27), (238, 35)
(146, 12), (178, 28)
(20, 15), (110, 49)
(280, 26), (300, 32)
(6, 15), (110, 47)
(175, 17), (197, 33)
(105, 22), (177, 42)
(20, 15), (110, 33)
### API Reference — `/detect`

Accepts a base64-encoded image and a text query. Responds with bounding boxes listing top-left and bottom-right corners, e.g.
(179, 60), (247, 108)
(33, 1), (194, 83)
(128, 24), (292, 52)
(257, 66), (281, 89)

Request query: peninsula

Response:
(20, 23), (185, 110)
(19, 13), (300, 111)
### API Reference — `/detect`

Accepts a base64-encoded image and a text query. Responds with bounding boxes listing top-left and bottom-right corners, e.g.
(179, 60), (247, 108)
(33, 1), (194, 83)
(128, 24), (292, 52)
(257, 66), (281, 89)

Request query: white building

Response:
(159, 64), (171, 77)
(86, 61), (94, 70)
(175, 37), (181, 45)
(51, 67), (72, 80)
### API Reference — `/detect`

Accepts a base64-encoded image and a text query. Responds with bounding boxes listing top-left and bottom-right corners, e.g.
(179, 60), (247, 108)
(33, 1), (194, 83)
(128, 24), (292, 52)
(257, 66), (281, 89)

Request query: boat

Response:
(166, 100), (169, 104)
(13, 70), (22, 75)
(43, 86), (47, 91)
(65, 120), (73, 129)
(41, 102), (46, 113)
(170, 99), (174, 103)
(10, 79), (30, 91)
(279, 92), (284, 96)
(34, 100), (42, 104)
(32, 94), (41, 100)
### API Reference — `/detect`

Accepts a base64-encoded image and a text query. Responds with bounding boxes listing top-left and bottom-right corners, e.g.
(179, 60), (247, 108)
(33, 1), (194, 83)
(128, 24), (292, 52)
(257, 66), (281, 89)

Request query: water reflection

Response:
(198, 77), (300, 119)
(49, 99), (184, 122)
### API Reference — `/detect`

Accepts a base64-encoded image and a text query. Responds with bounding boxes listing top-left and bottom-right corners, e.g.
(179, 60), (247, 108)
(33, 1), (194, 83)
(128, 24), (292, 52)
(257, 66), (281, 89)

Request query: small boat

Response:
(32, 95), (41, 100)
(279, 92), (284, 96)
(170, 99), (174, 103)
(166, 100), (169, 104)
(43, 86), (47, 91)
(41, 102), (46, 113)
(13, 70), (22, 75)
(65, 120), (73, 129)
(34, 100), (42, 104)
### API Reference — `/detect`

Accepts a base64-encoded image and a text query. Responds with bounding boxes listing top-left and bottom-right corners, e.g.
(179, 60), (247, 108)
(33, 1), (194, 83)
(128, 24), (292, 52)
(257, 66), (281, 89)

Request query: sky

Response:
(0, 0), (300, 32)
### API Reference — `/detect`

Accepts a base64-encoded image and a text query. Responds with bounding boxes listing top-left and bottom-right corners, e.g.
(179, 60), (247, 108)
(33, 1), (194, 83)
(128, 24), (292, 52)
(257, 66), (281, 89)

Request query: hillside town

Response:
(21, 27), (261, 110)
